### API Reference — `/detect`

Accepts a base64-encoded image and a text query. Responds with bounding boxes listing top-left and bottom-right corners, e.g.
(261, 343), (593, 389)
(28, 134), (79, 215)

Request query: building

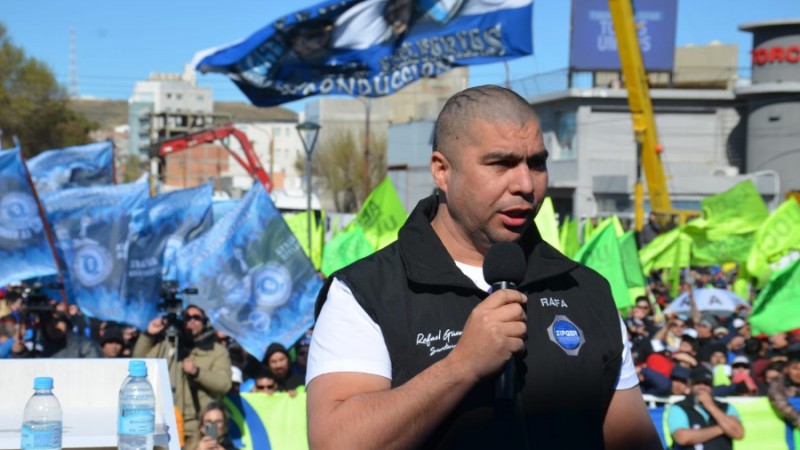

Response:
(737, 18), (800, 201)
(387, 43), (787, 222)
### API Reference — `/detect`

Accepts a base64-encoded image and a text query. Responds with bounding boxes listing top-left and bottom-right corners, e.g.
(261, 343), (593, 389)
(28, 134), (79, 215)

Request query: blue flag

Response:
(27, 141), (114, 194)
(115, 185), (214, 329)
(0, 150), (59, 286)
(42, 181), (149, 325)
(212, 199), (241, 224)
(194, 0), (533, 106)
(175, 185), (323, 359)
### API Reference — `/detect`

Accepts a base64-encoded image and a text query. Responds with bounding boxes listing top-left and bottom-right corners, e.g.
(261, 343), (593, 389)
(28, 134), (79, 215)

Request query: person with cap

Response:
(11, 310), (102, 358)
(133, 304), (232, 443)
(732, 318), (750, 339)
(669, 366), (691, 396)
(730, 355), (758, 396)
(667, 365), (744, 449)
(100, 327), (125, 358)
(264, 342), (304, 392)
(767, 352), (800, 430)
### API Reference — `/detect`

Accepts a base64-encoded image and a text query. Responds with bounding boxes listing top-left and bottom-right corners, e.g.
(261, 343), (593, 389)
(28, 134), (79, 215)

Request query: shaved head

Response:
(433, 85), (538, 163)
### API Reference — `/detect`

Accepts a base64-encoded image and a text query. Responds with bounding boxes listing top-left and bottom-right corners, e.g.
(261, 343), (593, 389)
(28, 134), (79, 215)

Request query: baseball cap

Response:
(733, 318), (747, 329)
(732, 355), (750, 367)
(713, 327), (729, 337)
(682, 328), (699, 340)
(690, 366), (714, 384)
(670, 366), (690, 382)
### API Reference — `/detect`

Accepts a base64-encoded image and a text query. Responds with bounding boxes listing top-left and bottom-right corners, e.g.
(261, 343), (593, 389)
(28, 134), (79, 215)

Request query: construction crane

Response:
(151, 124), (273, 193)
(607, 0), (698, 231)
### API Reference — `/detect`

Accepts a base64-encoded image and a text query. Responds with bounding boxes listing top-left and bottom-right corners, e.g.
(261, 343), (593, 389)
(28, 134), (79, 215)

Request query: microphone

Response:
(483, 242), (526, 400)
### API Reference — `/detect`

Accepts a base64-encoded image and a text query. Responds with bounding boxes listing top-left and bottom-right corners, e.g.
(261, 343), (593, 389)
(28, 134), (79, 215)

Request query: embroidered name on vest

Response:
(540, 297), (568, 308)
(416, 329), (463, 356)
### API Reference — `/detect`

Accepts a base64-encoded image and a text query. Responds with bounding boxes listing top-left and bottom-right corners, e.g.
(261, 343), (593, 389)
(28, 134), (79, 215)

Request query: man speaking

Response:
(306, 86), (662, 449)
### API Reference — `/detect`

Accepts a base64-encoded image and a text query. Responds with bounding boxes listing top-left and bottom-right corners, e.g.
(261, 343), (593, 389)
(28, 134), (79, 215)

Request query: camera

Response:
(11, 282), (62, 314)
(157, 280), (198, 336)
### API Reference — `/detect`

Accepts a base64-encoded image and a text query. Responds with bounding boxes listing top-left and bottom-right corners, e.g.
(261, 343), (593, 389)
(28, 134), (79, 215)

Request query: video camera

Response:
(157, 280), (198, 336)
(8, 282), (63, 314)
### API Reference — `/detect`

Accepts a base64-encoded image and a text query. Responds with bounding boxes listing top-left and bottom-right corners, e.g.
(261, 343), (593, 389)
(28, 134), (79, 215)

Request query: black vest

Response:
(317, 196), (624, 449)
(671, 396), (733, 450)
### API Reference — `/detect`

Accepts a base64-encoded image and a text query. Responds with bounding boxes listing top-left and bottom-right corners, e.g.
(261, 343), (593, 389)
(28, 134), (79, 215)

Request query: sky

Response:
(3, 0), (799, 113)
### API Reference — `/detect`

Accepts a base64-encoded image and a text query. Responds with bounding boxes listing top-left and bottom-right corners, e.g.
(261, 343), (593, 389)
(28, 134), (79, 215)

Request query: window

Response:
(555, 111), (577, 160)
(197, 95), (204, 101)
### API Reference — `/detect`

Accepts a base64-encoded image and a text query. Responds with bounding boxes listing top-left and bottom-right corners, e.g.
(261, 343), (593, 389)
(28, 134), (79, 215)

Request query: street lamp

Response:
(295, 121), (321, 260)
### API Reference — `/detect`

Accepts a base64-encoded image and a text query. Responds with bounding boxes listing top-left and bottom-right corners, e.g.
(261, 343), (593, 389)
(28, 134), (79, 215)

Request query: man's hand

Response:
(196, 436), (219, 450)
(183, 357), (199, 376)
(695, 391), (715, 410)
(447, 289), (527, 382)
(146, 317), (165, 335)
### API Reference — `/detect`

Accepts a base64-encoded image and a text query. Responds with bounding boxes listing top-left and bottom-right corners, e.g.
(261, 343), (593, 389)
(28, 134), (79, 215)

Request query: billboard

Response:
(570, 0), (677, 72)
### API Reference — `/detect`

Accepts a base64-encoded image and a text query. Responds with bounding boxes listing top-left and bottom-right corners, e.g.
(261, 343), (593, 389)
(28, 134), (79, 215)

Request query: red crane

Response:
(154, 124), (273, 192)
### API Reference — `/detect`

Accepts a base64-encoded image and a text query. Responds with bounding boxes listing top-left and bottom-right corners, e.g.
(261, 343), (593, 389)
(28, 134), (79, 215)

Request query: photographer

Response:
(133, 304), (232, 444)
(185, 401), (237, 450)
(11, 310), (102, 358)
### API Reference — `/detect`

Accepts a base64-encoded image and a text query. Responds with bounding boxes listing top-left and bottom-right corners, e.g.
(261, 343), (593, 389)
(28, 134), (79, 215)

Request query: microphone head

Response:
(483, 242), (526, 286)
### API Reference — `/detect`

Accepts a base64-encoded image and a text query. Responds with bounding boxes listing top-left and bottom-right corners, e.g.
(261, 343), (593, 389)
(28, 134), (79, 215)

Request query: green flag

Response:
(320, 224), (375, 277)
(574, 225), (632, 309)
(749, 258), (800, 335)
(283, 211), (324, 269)
(534, 197), (561, 252)
(689, 229), (755, 266)
(581, 218), (595, 245)
(352, 177), (407, 250)
(559, 216), (579, 259)
(746, 197), (800, 288)
(619, 231), (646, 288)
(701, 180), (768, 241)
(639, 227), (692, 273)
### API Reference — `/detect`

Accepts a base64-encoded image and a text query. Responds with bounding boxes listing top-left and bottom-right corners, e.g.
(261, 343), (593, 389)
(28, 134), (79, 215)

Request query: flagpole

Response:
(20, 155), (69, 306)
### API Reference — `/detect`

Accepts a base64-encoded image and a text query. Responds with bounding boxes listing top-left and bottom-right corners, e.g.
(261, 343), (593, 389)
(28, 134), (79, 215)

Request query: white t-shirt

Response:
(307, 265), (639, 390)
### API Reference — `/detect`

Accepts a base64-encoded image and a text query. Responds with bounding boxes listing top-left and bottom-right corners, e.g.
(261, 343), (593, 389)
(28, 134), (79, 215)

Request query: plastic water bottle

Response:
(118, 360), (155, 450)
(21, 377), (62, 450)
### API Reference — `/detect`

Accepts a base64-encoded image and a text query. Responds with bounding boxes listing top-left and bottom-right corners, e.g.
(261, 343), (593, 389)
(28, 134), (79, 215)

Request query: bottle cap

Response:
(33, 377), (53, 390)
(129, 360), (147, 377)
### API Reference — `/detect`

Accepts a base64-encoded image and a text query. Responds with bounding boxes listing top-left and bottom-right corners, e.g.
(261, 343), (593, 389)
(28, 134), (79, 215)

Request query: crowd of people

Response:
(0, 285), (312, 449)
(627, 266), (800, 440)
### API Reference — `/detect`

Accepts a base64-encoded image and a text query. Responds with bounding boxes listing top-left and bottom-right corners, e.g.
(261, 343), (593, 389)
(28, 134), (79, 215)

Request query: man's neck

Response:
(430, 205), (486, 266)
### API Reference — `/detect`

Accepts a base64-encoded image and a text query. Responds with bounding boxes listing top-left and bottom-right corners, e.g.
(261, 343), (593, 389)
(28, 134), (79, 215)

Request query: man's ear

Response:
(430, 150), (450, 195)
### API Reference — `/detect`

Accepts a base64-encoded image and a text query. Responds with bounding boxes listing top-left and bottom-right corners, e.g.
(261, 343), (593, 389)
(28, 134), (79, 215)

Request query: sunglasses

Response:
(184, 314), (204, 322)
(693, 380), (712, 387)
(255, 384), (276, 391)
(732, 364), (750, 369)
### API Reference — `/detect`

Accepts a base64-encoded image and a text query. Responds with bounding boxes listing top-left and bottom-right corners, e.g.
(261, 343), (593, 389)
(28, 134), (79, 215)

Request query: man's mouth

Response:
(499, 208), (533, 228)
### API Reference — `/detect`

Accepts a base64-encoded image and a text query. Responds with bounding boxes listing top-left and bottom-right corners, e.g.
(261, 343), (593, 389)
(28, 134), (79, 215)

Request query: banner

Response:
(570, 0), (677, 71)
(174, 185), (323, 360)
(349, 177), (407, 251)
(42, 181), (149, 322)
(0, 150), (58, 286)
(225, 392), (308, 450)
(27, 141), (114, 194)
(194, 0), (533, 106)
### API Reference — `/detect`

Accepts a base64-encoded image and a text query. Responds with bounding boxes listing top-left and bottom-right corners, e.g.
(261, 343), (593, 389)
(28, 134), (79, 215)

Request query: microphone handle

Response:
(491, 281), (518, 401)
